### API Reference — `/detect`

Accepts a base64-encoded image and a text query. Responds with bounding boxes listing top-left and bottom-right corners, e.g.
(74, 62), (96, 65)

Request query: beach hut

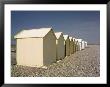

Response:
(69, 37), (74, 55)
(77, 39), (82, 51)
(86, 42), (88, 47)
(55, 32), (65, 60)
(81, 40), (85, 50)
(74, 38), (78, 52)
(14, 28), (56, 67)
(85, 41), (87, 47)
(63, 35), (70, 56)
(73, 38), (75, 53)
(76, 39), (79, 51)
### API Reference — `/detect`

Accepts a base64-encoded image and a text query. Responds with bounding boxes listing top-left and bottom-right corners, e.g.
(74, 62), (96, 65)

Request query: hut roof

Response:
(55, 32), (63, 39)
(77, 39), (82, 42)
(69, 37), (73, 41)
(14, 28), (53, 38)
(63, 35), (69, 40)
(73, 38), (76, 40)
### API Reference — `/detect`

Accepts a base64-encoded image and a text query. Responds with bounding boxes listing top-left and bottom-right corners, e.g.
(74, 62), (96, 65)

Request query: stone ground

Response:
(11, 45), (100, 77)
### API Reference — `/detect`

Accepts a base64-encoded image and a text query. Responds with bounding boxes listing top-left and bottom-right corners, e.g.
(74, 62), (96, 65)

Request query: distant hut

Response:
(63, 35), (70, 56)
(77, 39), (82, 51)
(82, 40), (85, 50)
(55, 32), (65, 60)
(14, 28), (56, 67)
(74, 38), (78, 52)
(73, 38), (75, 53)
(76, 39), (79, 51)
(85, 41), (87, 47)
(69, 37), (74, 55)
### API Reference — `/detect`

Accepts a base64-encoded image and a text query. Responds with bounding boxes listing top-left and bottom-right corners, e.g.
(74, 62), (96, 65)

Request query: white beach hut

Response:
(74, 38), (79, 52)
(85, 41), (87, 47)
(69, 37), (74, 55)
(73, 38), (75, 53)
(81, 40), (85, 50)
(14, 28), (56, 67)
(63, 35), (70, 56)
(77, 39), (82, 51)
(55, 32), (65, 60)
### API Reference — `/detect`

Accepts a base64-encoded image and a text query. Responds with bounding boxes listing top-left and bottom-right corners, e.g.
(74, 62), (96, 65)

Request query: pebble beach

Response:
(11, 45), (100, 77)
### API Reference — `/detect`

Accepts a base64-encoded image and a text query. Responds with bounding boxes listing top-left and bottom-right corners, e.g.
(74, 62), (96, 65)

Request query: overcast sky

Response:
(11, 11), (100, 44)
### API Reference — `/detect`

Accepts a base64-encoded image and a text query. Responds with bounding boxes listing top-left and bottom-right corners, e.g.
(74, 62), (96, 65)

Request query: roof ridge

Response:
(14, 28), (52, 38)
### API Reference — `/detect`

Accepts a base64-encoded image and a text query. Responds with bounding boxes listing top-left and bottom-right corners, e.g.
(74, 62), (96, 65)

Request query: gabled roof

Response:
(82, 40), (85, 43)
(74, 38), (79, 43)
(14, 28), (52, 38)
(55, 32), (63, 39)
(73, 38), (75, 40)
(85, 41), (87, 43)
(69, 37), (73, 41)
(76, 39), (82, 42)
(63, 35), (69, 40)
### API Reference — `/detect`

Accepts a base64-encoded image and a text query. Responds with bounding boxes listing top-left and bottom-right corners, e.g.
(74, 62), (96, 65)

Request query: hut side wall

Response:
(65, 38), (70, 56)
(56, 36), (65, 60)
(78, 42), (80, 51)
(79, 42), (82, 51)
(73, 40), (75, 53)
(76, 41), (79, 51)
(70, 40), (74, 54)
(16, 38), (43, 67)
(74, 40), (78, 52)
(43, 30), (56, 66)
(82, 41), (85, 50)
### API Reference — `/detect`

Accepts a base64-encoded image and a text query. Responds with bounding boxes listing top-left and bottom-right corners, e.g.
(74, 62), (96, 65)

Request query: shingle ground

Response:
(11, 45), (100, 77)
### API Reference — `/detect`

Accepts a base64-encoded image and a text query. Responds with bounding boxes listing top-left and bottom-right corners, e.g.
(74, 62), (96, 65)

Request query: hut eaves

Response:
(77, 39), (82, 42)
(14, 28), (53, 38)
(63, 35), (69, 40)
(55, 32), (63, 39)
(69, 37), (73, 41)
